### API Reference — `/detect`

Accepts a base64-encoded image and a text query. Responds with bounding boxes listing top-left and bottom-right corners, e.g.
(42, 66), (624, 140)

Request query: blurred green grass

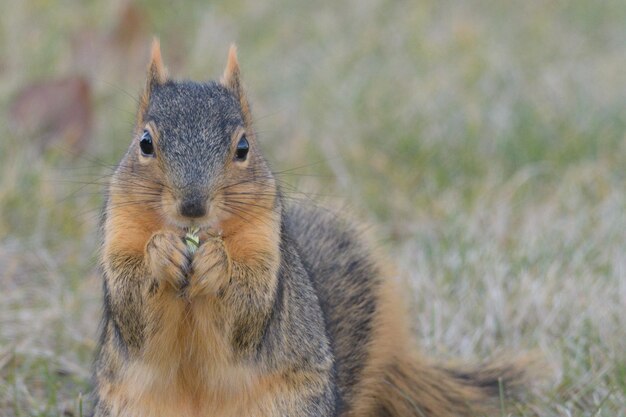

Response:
(1, 0), (625, 415)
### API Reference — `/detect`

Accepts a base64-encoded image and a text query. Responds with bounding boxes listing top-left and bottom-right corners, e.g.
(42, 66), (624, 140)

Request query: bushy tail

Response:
(376, 354), (535, 417)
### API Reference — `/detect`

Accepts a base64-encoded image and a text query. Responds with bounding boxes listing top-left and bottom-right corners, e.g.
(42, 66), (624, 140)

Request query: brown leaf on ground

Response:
(110, 2), (148, 51)
(70, 2), (151, 86)
(9, 76), (93, 156)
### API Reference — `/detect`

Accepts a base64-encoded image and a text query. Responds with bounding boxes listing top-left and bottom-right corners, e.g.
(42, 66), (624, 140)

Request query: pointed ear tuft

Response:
(139, 38), (168, 122)
(147, 37), (168, 90)
(221, 44), (252, 127)
(222, 44), (240, 91)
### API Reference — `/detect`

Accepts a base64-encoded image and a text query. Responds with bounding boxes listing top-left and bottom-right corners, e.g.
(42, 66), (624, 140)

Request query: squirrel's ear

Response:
(147, 38), (168, 89)
(221, 44), (252, 128)
(139, 38), (168, 118)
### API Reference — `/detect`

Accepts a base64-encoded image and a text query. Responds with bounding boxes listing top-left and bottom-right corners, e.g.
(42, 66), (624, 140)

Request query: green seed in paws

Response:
(185, 227), (200, 253)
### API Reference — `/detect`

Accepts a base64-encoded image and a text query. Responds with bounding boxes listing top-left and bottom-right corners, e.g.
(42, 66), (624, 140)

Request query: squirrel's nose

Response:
(179, 196), (207, 218)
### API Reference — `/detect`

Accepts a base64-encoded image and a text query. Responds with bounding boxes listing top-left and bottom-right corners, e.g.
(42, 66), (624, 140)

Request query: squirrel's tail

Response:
(375, 354), (534, 417)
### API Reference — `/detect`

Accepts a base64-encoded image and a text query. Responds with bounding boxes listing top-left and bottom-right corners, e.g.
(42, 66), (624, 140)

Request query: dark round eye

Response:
(235, 136), (249, 161)
(139, 130), (154, 156)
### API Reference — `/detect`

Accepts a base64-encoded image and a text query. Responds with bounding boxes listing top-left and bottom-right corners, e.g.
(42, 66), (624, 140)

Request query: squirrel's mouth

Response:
(161, 191), (226, 235)
(164, 214), (224, 238)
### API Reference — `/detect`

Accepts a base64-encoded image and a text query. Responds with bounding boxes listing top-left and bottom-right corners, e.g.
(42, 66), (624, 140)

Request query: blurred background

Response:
(1, 0), (625, 415)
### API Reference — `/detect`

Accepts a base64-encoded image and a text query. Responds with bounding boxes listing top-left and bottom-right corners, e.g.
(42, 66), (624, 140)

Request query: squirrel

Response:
(91, 39), (533, 417)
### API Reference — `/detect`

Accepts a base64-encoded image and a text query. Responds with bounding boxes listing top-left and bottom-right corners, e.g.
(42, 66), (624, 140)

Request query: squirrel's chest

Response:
(112, 358), (280, 417)
(109, 305), (276, 417)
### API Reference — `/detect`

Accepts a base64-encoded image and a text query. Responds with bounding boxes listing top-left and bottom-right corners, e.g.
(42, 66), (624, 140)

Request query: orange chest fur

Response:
(108, 303), (280, 417)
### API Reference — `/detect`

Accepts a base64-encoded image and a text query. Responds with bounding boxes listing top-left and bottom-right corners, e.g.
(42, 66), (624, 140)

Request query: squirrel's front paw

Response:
(145, 231), (191, 291)
(188, 237), (230, 298)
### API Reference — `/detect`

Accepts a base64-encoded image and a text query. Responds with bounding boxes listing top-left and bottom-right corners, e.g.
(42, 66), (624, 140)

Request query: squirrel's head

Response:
(112, 39), (277, 235)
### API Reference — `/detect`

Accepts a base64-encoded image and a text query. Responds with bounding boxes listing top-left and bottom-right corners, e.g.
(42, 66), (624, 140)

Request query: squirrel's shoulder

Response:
(283, 201), (374, 260)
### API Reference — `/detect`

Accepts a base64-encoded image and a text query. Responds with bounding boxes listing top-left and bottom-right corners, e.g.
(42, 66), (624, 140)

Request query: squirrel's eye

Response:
(139, 130), (154, 156)
(235, 136), (249, 161)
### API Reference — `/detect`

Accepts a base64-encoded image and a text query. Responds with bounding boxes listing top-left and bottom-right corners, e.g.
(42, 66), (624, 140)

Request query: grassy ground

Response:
(1, 0), (625, 415)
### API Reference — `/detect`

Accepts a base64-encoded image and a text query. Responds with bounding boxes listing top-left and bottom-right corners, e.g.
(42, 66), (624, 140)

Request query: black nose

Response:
(179, 197), (206, 218)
